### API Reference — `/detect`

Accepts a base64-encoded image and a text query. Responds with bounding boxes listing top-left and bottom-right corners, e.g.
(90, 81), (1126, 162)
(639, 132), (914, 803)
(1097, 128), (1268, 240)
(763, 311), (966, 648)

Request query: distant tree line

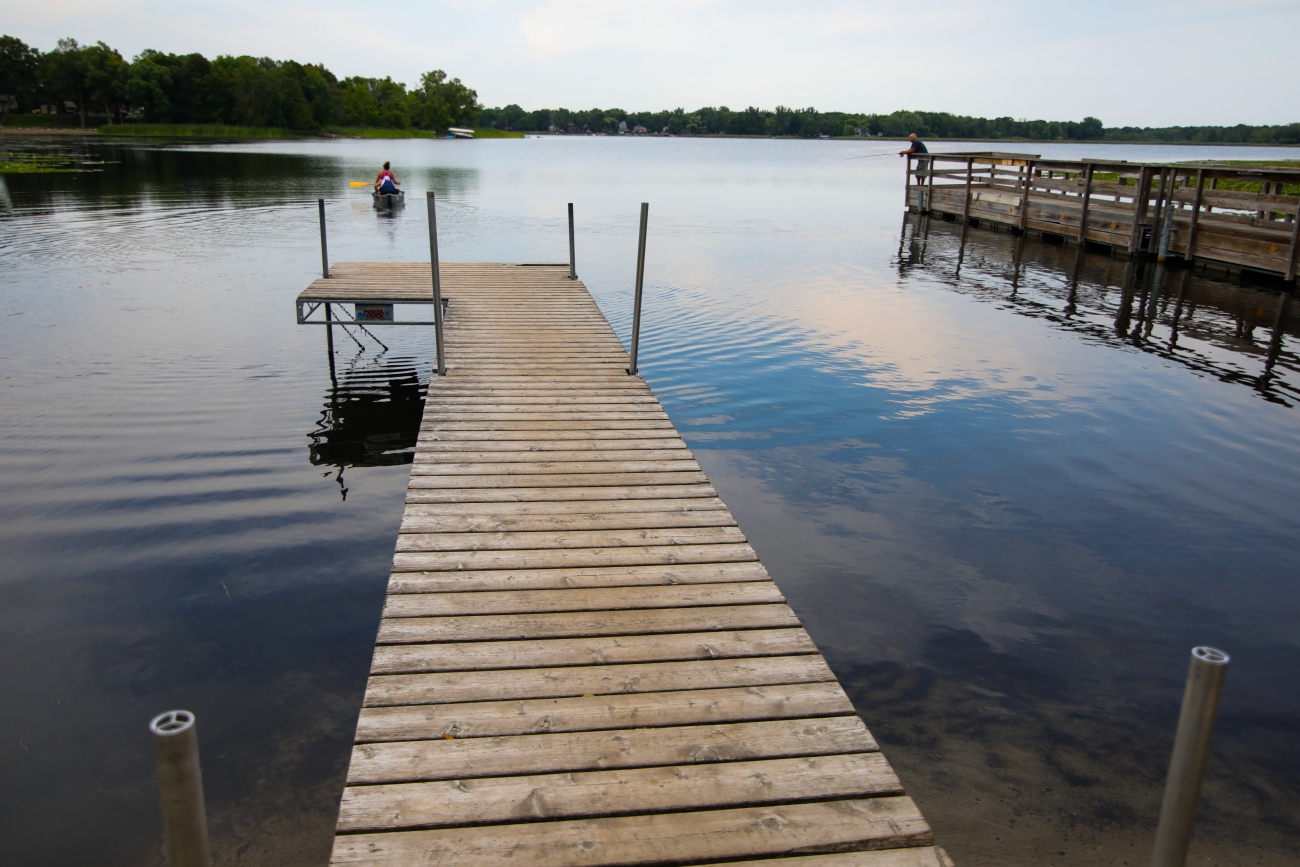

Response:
(478, 104), (1300, 145)
(0, 35), (479, 131)
(3, 34), (1295, 143)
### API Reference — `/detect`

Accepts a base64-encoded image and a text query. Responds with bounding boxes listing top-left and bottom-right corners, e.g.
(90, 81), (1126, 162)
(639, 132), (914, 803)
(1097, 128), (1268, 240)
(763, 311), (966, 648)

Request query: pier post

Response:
(1128, 166), (1152, 253)
(568, 203), (578, 280)
(1285, 193), (1300, 281)
(1150, 647), (1230, 867)
(904, 155), (912, 209)
(426, 192), (446, 376)
(962, 158), (973, 222)
(1018, 161), (1035, 233)
(150, 710), (212, 867)
(1077, 165), (1095, 245)
(318, 199), (329, 279)
(628, 202), (649, 376)
(1185, 170), (1206, 264)
(925, 157), (935, 213)
(1157, 198), (1176, 264)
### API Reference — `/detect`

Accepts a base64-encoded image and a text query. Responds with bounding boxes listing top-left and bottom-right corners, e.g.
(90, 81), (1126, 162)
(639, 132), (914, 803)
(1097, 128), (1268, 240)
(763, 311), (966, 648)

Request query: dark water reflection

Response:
(899, 214), (1300, 405)
(308, 349), (428, 498)
(1, 136), (1297, 866)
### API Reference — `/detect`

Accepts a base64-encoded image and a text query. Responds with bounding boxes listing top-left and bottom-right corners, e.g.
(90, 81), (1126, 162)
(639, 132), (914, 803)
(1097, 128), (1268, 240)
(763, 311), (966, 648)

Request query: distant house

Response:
(618, 120), (628, 134)
(40, 104), (58, 115)
(567, 123), (578, 134)
(662, 126), (671, 135)
(632, 125), (647, 135)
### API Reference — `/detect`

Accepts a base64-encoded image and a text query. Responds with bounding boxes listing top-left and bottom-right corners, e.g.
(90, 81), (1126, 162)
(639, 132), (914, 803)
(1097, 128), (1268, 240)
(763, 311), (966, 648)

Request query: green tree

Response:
(84, 41), (128, 123)
(409, 69), (478, 131)
(40, 38), (91, 126)
(0, 35), (40, 123)
(124, 51), (174, 120)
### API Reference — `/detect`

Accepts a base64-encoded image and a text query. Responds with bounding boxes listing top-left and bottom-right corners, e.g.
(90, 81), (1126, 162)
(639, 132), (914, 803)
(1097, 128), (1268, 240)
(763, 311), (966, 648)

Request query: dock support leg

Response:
(151, 711), (212, 867)
(325, 304), (336, 386)
(1129, 166), (1152, 253)
(568, 203), (577, 280)
(1151, 647), (1230, 867)
(1185, 170), (1206, 264)
(1286, 193), (1300, 281)
(1077, 165), (1095, 246)
(962, 158), (973, 223)
(1018, 161), (1035, 233)
(318, 199), (329, 279)
(629, 202), (649, 376)
(426, 192), (446, 376)
(904, 156), (912, 209)
(925, 159), (935, 214)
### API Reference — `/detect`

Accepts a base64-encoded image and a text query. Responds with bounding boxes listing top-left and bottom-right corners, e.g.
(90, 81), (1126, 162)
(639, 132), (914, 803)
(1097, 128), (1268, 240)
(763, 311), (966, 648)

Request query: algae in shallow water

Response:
(0, 152), (108, 173)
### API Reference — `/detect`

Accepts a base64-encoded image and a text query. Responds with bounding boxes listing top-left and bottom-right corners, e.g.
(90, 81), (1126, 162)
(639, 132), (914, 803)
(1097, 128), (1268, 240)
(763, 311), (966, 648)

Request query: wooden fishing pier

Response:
(296, 253), (948, 866)
(905, 152), (1300, 280)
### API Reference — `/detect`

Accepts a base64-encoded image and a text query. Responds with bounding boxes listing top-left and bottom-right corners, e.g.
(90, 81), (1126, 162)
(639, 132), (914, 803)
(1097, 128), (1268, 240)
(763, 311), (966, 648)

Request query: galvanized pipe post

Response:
(426, 191), (446, 376)
(628, 202), (649, 376)
(1150, 646), (1230, 867)
(318, 199), (329, 278)
(151, 710), (212, 867)
(568, 203), (578, 280)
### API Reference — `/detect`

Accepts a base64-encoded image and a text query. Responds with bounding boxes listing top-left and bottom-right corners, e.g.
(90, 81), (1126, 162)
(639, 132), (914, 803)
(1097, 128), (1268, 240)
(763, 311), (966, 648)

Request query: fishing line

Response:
(842, 152), (899, 161)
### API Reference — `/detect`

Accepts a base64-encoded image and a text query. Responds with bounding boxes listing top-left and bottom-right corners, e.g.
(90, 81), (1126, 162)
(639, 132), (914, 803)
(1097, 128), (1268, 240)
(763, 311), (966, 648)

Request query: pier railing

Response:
(906, 152), (1300, 279)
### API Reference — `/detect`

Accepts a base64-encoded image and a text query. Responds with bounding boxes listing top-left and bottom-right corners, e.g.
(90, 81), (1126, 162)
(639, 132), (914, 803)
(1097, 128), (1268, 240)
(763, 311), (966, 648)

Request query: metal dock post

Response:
(1150, 646), (1230, 867)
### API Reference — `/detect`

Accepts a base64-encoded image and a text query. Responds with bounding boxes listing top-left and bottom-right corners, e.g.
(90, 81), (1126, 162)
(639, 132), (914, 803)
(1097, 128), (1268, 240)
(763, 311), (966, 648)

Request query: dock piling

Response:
(568, 203), (578, 280)
(150, 710), (212, 867)
(628, 202), (649, 376)
(318, 199), (329, 279)
(426, 191), (446, 376)
(1157, 198), (1176, 264)
(1150, 646), (1230, 867)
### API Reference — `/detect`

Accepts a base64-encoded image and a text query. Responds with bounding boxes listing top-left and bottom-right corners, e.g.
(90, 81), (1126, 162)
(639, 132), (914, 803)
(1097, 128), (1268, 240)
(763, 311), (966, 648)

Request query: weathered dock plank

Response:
(313, 263), (942, 866)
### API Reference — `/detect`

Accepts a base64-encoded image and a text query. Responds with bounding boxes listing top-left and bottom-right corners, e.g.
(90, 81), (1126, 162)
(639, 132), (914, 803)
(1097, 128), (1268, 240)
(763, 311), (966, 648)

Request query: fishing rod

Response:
(842, 152), (902, 162)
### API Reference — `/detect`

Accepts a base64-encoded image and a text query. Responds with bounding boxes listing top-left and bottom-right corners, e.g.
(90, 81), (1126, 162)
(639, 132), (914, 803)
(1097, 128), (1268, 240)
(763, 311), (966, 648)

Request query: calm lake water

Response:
(1, 135), (1297, 866)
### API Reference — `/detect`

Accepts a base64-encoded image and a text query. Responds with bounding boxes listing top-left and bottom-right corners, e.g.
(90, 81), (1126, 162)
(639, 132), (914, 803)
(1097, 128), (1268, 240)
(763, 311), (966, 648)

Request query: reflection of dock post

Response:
(1151, 647), (1230, 867)
(1263, 290), (1293, 376)
(325, 303), (337, 387)
(426, 192), (446, 376)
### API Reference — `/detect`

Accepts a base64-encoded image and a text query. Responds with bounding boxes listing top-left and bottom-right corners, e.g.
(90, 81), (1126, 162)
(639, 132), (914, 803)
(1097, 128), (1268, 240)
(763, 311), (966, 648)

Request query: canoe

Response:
(372, 191), (405, 209)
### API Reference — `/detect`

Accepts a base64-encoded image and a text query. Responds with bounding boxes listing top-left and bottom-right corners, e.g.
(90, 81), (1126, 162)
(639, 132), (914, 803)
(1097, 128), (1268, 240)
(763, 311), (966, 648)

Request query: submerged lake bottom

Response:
(0, 136), (1297, 866)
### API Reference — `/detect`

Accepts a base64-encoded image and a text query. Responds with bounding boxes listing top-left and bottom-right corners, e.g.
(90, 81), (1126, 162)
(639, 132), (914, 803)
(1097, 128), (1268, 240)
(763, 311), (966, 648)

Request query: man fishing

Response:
(373, 162), (401, 194)
(899, 134), (928, 185)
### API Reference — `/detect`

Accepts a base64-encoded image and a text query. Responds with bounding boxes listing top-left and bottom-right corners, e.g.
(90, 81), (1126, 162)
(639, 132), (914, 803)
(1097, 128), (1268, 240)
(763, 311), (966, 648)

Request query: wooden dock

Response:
(297, 262), (947, 867)
(906, 153), (1300, 280)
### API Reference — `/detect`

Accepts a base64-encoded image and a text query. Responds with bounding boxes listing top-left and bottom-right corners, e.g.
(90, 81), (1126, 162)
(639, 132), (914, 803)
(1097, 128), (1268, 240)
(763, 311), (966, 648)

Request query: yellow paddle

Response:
(349, 181), (371, 188)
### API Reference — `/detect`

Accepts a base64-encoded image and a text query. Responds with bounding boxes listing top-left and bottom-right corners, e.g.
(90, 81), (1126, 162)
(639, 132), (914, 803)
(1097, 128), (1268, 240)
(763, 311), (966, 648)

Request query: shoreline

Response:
(1, 126), (1296, 148)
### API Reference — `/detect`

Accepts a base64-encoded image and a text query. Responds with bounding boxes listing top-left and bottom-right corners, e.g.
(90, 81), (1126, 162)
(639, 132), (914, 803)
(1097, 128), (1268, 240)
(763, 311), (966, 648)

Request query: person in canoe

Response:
(373, 162), (401, 194)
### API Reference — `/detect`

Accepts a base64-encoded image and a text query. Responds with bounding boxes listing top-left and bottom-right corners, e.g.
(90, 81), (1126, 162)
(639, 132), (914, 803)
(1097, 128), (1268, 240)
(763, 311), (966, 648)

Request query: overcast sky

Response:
(6, 0), (1297, 127)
